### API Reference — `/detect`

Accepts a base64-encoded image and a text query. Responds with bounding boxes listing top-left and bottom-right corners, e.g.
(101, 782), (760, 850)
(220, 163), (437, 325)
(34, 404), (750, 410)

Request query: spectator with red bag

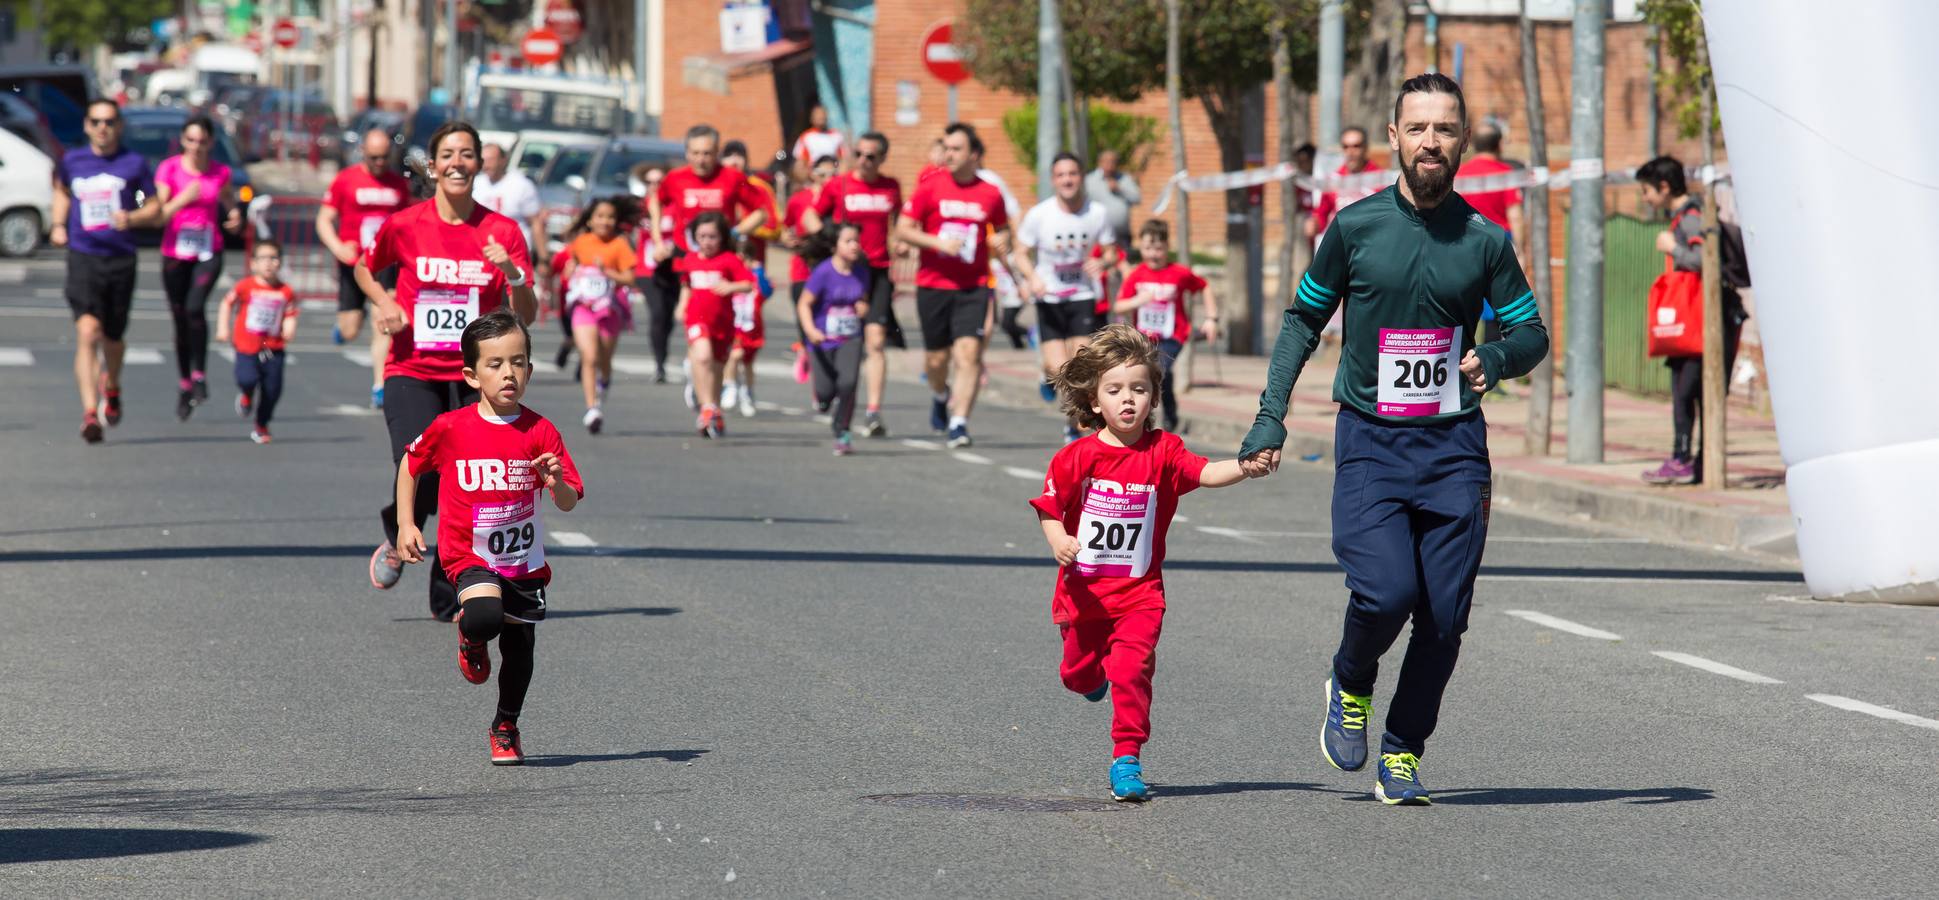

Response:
(1638, 155), (1748, 486)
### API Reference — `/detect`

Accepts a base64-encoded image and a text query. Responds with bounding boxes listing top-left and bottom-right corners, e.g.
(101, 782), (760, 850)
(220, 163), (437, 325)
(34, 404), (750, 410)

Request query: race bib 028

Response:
(413, 288), (480, 352)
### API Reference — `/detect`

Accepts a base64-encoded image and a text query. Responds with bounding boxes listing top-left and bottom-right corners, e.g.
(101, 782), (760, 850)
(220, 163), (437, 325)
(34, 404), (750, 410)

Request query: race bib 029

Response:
(1375, 326), (1462, 417)
(472, 495), (544, 577)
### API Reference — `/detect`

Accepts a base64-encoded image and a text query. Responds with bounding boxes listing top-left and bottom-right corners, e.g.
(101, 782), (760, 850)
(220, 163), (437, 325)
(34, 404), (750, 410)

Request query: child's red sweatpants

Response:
(1059, 607), (1164, 758)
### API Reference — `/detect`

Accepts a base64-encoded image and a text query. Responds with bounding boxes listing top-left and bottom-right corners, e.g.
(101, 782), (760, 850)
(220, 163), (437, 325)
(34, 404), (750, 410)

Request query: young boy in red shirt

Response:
(721, 235), (773, 419)
(1114, 220), (1220, 434)
(1028, 323), (1259, 801)
(214, 239), (299, 444)
(394, 310), (585, 765)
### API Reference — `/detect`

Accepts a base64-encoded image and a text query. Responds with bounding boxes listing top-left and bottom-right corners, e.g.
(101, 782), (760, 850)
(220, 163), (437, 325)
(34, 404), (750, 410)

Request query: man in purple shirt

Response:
(52, 100), (162, 444)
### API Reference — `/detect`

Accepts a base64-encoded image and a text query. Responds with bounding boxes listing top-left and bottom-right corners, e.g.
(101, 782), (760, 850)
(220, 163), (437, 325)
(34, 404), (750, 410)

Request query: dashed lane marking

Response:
(1806, 694), (1939, 732)
(1503, 609), (1622, 641)
(322, 404), (381, 417)
(1003, 466), (1042, 481)
(1651, 651), (1784, 685)
(123, 347), (165, 365)
(952, 452), (992, 465)
(0, 348), (33, 366)
(551, 531), (598, 548)
(901, 439), (942, 450)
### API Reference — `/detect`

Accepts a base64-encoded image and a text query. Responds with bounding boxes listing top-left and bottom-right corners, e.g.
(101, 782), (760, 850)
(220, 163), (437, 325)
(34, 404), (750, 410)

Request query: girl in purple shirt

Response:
(795, 222), (871, 455)
(154, 115), (241, 420)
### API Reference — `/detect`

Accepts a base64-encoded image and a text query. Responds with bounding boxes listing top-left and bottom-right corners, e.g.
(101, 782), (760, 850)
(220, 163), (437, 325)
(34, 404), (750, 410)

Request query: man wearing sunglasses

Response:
(806, 131), (902, 437)
(51, 100), (162, 444)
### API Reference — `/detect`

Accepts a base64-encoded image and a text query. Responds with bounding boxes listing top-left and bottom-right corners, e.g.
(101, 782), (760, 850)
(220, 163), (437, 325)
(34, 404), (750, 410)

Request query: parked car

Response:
(508, 129), (602, 181)
(534, 135), (682, 248)
(120, 106), (255, 245)
(0, 92), (61, 159)
(237, 92), (341, 163)
(341, 108), (407, 168)
(0, 63), (97, 148)
(207, 83), (273, 140)
(0, 127), (53, 257)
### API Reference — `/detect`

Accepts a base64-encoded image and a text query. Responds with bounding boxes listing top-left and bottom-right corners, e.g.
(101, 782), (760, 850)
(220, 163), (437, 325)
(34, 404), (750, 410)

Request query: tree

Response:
(1638, 0), (1716, 140)
(2, 0), (172, 57)
(961, 0), (1325, 353)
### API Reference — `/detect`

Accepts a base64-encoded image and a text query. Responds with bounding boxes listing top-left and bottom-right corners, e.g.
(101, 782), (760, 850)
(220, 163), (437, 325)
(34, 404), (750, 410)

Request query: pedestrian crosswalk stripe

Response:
(0, 348), (33, 366)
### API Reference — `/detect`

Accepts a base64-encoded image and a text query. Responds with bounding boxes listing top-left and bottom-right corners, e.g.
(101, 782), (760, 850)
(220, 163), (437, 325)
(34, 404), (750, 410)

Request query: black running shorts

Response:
(338, 262), (398, 312)
(454, 567), (549, 623)
(916, 286), (990, 350)
(1035, 300), (1101, 342)
(65, 251), (138, 341)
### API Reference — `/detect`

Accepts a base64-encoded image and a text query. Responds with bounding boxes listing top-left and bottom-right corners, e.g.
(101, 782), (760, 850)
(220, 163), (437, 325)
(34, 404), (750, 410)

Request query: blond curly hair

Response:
(1052, 323), (1162, 431)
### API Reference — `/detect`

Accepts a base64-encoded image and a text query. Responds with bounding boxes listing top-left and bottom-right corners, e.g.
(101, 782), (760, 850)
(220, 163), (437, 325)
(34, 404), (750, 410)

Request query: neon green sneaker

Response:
(1375, 752), (1431, 805)
(1322, 676), (1372, 771)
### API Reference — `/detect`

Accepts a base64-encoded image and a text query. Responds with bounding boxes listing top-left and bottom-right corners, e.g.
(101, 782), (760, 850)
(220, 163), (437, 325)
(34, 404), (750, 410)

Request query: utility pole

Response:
(1317, 0), (1344, 153)
(1519, 0), (1554, 456)
(1035, 0), (1064, 197)
(1165, 0), (1192, 386)
(333, 0), (350, 116)
(635, 0), (650, 129)
(1565, 0), (1605, 464)
(1697, 53), (1726, 488)
(1271, 17), (1298, 350)
(444, 0), (460, 106)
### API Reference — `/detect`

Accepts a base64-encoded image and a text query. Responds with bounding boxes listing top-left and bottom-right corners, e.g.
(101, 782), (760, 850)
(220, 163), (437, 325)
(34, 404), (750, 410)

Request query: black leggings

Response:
(162, 254), (223, 381)
(457, 593), (537, 723)
(381, 376), (479, 619)
(644, 264), (680, 369)
(1156, 338), (1182, 426)
(810, 338), (864, 436)
(1666, 297), (1745, 464)
(999, 305), (1029, 349)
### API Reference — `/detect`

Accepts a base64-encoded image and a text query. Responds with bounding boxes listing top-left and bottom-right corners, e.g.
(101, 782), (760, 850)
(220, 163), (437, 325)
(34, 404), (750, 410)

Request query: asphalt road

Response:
(0, 249), (1930, 898)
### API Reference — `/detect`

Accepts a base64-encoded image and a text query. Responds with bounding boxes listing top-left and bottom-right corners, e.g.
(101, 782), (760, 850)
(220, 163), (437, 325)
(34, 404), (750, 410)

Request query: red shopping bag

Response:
(1646, 264), (1704, 358)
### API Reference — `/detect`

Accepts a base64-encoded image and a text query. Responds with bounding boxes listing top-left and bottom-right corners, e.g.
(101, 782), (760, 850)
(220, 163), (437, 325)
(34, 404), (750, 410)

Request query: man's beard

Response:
(1402, 148), (1460, 205)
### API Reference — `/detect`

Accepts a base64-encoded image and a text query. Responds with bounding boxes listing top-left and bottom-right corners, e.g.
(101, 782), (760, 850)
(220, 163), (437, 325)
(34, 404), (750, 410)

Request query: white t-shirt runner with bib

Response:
(1072, 477), (1158, 579)
(1018, 197), (1114, 303)
(732, 291), (760, 331)
(413, 288), (481, 353)
(243, 290), (288, 335)
(1374, 326), (1462, 417)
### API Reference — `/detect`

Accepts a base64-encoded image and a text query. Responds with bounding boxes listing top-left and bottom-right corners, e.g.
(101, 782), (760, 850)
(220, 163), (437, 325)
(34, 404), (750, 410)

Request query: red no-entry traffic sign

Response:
(522, 28), (563, 67)
(544, 0), (583, 45)
(921, 21), (969, 85)
(272, 18), (300, 49)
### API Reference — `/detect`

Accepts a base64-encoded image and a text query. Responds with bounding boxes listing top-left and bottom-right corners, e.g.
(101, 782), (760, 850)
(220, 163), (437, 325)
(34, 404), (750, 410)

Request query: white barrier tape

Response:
(1149, 162), (1728, 216)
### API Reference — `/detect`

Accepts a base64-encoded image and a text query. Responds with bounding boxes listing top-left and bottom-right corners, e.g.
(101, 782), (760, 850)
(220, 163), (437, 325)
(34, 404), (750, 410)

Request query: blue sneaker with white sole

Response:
(1039, 379), (1057, 403)
(370, 386), (385, 410)
(1375, 752), (1432, 805)
(930, 393), (950, 433)
(945, 424), (972, 448)
(1109, 755), (1148, 802)
(1082, 682), (1108, 702)
(1323, 675), (1372, 771)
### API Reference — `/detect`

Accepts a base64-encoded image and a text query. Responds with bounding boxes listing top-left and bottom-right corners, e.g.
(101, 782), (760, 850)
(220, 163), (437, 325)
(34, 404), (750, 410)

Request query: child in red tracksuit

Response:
(1028, 323), (1259, 801)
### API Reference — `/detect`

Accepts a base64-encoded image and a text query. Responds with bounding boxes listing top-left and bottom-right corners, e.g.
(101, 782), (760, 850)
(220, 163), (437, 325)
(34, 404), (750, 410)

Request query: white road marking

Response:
(1174, 515), (1190, 523)
(551, 531), (598, 547)
(341, 348), (372, 367)
(0, 305), (173, 321)
(1003, 466), (1042, 481)
(322, 404), (380, 417)
(299, 299), (335, 313)
(1503, 609), (1622, 641)
(0, 265), (27, 283)
(779, 406), (806, 416)
(1195, 526), (1262, 544)
(754, 401), (781, 411)
(0, 347), (33, 366)
(1806, 694), (1939, 732)
(216, 347), (236, 362)
(901, 439), (942, 450)
(952, 452), (993, 465)
(1650, 651), (1783, 684)
(123, 347), (165, 365)
(610, 358), (661, 377)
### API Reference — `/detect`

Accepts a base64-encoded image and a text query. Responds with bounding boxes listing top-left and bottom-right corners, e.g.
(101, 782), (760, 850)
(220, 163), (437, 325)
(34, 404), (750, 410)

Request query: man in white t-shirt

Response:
(1011, 152), (1115, 443)
(791, 104), (847, 175)
(473, 143), (545, 257)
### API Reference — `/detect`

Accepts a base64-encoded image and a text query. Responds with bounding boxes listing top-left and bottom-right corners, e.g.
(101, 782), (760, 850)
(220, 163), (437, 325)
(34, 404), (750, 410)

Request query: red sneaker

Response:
(458, 636), (491, 684)
(101, 389), (122, 427)
(80, 413), (104, 444)
(489, 722), (524, 765)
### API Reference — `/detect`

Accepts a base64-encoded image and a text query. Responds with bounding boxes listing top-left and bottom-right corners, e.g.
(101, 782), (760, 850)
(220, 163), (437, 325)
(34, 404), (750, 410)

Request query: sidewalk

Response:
(862, 297), (1795, 562)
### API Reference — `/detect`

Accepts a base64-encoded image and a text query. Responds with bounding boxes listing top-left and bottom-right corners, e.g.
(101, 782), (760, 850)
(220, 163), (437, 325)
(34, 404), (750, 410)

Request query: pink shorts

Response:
(569, 302), (628, 339)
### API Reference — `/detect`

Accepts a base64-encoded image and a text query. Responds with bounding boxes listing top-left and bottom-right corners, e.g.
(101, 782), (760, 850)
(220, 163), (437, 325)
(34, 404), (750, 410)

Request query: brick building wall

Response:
(657, 0), (789, 164)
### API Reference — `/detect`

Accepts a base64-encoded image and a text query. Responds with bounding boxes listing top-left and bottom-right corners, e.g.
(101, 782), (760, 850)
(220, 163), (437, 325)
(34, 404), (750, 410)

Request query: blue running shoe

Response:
(1323, 676), (1372, 772)
(1039, 379), (1057, 403)
(930, 393), (950, 433)
(1082, 682), (1108, 702)
(1062, 424), (1082, 445)
(331, 325), (345, 345)
(370, 385), (385, 410)
(946, 424), (972, 448)
(1109, 755), (1148, 802)
(1375, 752), (1432, 805)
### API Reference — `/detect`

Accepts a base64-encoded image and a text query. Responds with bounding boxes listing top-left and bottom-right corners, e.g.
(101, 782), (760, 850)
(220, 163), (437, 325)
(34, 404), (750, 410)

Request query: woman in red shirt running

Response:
(358, 121), (537, 620)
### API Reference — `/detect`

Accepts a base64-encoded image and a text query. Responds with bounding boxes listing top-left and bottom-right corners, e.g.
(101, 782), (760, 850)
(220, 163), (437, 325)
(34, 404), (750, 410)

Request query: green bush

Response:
(1000, 102), (1161, 174)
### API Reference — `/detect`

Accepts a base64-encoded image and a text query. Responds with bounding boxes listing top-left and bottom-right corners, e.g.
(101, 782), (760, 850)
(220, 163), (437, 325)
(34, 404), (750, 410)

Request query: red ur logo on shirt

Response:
(355, 187), (401, 206)
(845, 193), (895, 214)
(682, 188), (724, 209)
(417, 257), (497, 286)
(938, 199), (990, 221)
(455, 458), (537, 492)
